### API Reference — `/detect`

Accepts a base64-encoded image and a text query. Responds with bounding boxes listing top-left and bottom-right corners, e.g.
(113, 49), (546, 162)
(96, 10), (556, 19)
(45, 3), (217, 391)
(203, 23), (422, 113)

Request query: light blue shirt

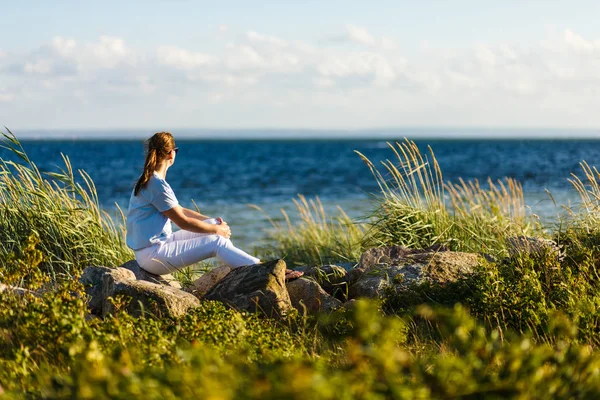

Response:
(126, 172), (179, 251)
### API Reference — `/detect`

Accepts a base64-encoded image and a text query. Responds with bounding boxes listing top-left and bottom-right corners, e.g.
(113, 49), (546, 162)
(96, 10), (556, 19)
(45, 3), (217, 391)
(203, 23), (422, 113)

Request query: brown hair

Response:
(134, 131), (176, 196)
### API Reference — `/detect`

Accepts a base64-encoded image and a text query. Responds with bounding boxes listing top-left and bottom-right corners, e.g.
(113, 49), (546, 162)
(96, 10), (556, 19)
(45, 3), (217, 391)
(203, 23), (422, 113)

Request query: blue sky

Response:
(2, 1), (600, 134)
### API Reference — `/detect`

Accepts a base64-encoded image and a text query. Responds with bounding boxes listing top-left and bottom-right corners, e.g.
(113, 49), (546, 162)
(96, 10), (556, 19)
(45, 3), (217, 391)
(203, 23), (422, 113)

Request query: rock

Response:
(119, 260), (182, 289)
(294, 264), (349, 301)
(506, 236), (565, 261)
(190, 265), (232, 298)
(80, 265), (200, 318)
(102, 267), (200, 318)
(336, 299), (359, 313)
(349, 246), (480, 299)
(204, 259), (292, 318)
(80, 266), (113, 314)
(286, 278), (342, 314)
(349, 264), (411, 299)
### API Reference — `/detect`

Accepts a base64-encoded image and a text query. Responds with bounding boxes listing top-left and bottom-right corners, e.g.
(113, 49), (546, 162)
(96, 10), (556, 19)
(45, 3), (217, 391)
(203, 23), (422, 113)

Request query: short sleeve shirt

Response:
(126, 172), (179, 250)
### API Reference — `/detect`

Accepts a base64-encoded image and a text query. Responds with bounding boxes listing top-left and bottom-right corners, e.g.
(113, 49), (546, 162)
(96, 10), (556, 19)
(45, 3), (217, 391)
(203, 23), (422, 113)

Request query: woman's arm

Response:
(162, 205), (231, 238)
(182, 207), (212, 221)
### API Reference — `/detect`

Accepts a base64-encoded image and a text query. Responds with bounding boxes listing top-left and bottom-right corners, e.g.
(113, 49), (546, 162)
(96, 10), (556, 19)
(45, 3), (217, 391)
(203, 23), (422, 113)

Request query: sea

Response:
(3, 132), (600, 250)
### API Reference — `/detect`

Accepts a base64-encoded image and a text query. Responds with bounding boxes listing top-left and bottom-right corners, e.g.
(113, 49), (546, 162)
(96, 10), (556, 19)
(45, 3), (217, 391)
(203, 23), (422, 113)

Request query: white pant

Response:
(134, 218), (260, 275)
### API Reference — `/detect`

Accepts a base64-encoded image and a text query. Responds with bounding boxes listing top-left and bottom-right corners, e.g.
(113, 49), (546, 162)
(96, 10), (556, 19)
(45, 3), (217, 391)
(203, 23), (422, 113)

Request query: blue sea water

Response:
(3, 137), (600, 249)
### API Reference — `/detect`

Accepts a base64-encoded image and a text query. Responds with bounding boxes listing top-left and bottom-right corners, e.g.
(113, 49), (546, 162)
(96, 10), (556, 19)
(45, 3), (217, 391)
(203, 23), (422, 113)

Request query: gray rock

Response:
(506, 236), (565, 261)
(204, 259), (292, 318)
(286, 277), (342, 314)
(119, 260), (182, 289)
(80, 266), (113, 314)
(102, 267), (200, 318)
(190, 265), (232, 298)
(294, 264), (349, 301)
(349, 264), (421, 299)
(80, 265), (200, 318)
(349, 246), (480, 299)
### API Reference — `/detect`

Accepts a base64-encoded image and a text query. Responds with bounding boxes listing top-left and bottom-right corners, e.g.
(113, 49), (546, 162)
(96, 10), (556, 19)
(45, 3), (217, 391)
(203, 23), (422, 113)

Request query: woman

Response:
(126, 132), (303, 279)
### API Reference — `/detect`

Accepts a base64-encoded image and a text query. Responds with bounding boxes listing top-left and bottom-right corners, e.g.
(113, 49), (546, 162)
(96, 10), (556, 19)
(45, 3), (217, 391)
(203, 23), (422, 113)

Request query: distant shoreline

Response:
(7, 127), (600, 141)
(12, 134), (600, 142)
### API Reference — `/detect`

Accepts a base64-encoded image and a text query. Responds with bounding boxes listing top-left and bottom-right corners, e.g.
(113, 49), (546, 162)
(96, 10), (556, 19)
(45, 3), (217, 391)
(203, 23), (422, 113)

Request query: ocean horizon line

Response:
(6, 126), (600, 141)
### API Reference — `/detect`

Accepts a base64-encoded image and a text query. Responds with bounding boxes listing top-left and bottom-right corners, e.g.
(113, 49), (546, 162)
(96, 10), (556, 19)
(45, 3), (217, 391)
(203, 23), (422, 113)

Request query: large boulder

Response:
(102, 269), (200, 318)
(204, 260), (292, 318)
(189, 265), (232, 298)
(293, 265), (349, 301)
(349, 246), (480, 299)
(119, 260), (182, 289)
(286, 278), (342, 315)
(80, 265), (200, 318)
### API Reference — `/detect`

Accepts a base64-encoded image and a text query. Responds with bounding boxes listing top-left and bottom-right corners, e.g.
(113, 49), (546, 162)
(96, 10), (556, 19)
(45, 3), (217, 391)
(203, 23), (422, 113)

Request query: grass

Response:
(5, 129), (600, 397)
(259, 139), (543, 268)
(0, 129), (132, 283)
(251, 195), (365, 267)
(357, 139), (542, 258)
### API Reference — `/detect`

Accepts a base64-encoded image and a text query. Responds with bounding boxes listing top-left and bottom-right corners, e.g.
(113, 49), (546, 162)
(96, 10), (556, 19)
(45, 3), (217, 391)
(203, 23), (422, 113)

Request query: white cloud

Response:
(314, 77), (335, 88)
(346, 25), (376, 46)
(52, 37), (77, 57)
(157, 46), (218, 70)
(344, 25), (397, 50)
(563, 29), (600, 54)
(2, 27), (600, 129)
(476, 45), (496, 66)
(245, 31), (287, 47)
(86, 36), (132, 68)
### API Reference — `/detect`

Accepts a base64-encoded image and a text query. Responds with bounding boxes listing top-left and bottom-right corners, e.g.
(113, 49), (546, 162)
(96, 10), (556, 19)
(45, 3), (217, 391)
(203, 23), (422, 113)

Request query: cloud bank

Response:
(1, 26), (600, 130)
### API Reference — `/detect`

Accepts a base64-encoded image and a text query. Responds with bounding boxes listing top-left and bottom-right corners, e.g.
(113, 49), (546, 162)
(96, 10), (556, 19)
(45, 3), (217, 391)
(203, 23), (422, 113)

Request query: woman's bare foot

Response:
(285, 269), (304, 280)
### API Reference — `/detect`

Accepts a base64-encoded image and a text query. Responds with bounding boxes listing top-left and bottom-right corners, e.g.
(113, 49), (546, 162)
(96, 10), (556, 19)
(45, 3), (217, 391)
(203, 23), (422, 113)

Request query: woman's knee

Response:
(215, 235), (231, 248)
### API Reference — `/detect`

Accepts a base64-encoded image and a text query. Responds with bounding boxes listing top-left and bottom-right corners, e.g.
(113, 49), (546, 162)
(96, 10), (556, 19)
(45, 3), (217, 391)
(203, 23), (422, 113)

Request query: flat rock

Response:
(190, 265), (232, 298)
(204, 259), (292, 318)
(102, 267), (200, 318)
(349, 246), (480, 299)
(80, 265), (200, 318)
(286, 277), (342, 314)
(119, 260), (182, 289)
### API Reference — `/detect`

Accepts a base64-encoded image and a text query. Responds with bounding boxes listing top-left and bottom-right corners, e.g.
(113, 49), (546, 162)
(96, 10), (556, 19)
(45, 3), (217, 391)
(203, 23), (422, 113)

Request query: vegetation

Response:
(356, 140), (541, 257)
(4, 129), (600, 398)
(252, 195), (365, 267)
(0, 129), (132, 283)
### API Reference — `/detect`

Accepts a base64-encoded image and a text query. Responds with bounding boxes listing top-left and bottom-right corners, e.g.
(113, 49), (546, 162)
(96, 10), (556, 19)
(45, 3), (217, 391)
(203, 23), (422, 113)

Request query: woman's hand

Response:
(215, 220), (231, 239)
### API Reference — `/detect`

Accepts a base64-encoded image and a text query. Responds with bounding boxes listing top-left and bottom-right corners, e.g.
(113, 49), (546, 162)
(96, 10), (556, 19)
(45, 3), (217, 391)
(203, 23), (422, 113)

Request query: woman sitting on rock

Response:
(126, 131), (303, 279)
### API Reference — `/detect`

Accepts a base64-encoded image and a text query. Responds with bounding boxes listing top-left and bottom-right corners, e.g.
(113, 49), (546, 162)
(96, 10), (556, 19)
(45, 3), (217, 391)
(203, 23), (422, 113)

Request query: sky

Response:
(1, 0), (600, 136)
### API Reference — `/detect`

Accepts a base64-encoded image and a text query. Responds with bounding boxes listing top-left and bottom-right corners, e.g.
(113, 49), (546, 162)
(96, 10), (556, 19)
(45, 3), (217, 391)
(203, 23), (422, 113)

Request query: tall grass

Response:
(252, 195), (365, 266)
(357, 139), (542, 256)
(258, 138), (542, 265)
(566, 160), (600, 231)
(0, 129), (132, 281)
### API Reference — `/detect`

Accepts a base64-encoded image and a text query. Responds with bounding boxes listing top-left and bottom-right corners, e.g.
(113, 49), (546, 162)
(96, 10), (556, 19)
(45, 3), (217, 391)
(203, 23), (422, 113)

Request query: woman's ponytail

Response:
(133, 132), (175, 196)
